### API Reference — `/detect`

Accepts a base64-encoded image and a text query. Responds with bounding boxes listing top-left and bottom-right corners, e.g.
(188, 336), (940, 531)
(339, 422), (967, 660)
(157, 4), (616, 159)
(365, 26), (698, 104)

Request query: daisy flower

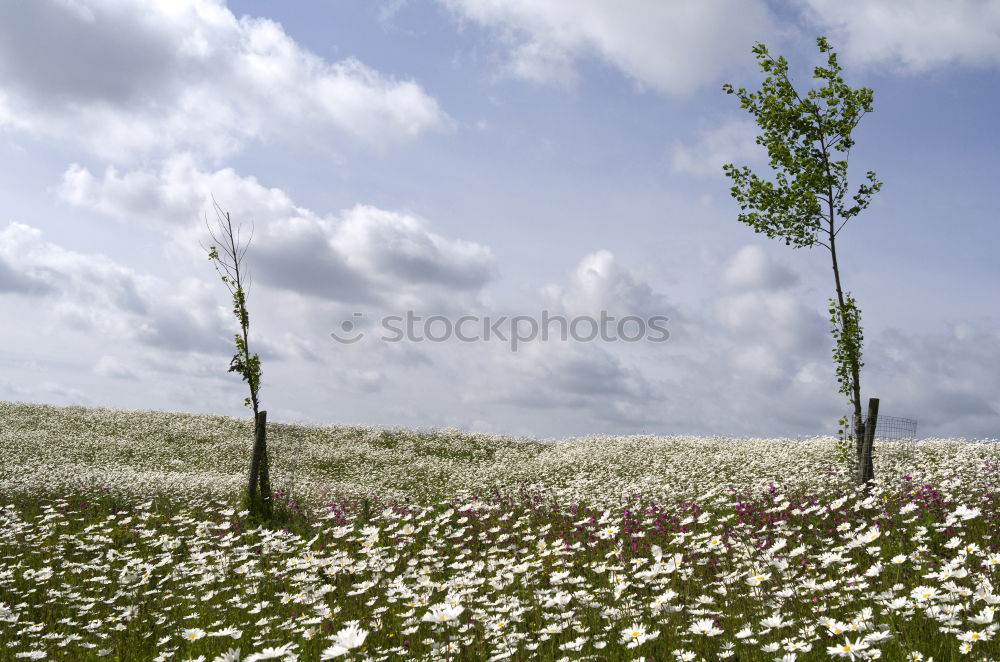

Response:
(910, 586), (939, 602)
(211, 649), (241, 662)
(244, 643), (297, 661)
(620, 622), (658, 648)
(421, 603), (464, 623)
(689, 618), (723, 636)
(826, 637), (870, 660)
(336, 622), (369, 648)
(559, 637), (587, 652)
(958, 630), (992, 643)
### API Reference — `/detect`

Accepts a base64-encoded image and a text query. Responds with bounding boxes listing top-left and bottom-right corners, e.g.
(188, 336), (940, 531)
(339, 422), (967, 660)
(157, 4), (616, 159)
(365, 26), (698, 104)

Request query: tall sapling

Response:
(722, 36), (883, 485)
(203, 200), (272, 517)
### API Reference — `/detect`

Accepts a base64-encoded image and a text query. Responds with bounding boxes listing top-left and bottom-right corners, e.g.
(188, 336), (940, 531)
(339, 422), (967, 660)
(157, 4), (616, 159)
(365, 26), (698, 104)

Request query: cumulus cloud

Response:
(448, 250), (675, 431)
(671, 118), (765, 177)
(93, 356), (139, 380)
(714, 289), (828, 356)
(542, 249), (670, 318)
(3, 220), (995, 439)
(343, 368), (386, 394)
(58, 154), (498, 307)
(506, 39), (579, 87)
(333, 206), (497, 295)
(691, 244), (829, 411)
(466, 340), (662, 430)
(0, 379), (96, 407)
(0, 252), (56, 296)
(686, 244), (1000, 438)
(863, 325), (1000, 433)
(0, 221), (231, 354)
(441, 0), (774, 94)
(801, 0), (1000, 71)
(0, 0), (448, 160)
(720, 245), (800, 292)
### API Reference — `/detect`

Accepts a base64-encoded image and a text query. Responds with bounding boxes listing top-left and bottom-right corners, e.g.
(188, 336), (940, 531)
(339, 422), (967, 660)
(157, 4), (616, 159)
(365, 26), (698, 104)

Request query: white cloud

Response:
(715, 289), (827, 354)
(0, 221), (229, 353)
(863, 325), (1000, 431)
(59, 154), (498, 307)
(449, 250), (676, 431)
(465, 340), (662, 428)
(693, 245), (1000, 438)
(801, 0), (1000, 71)
(93, 355), (139, 380)
(507, 39), (579, 87)
(542, 249), (669, 318)
(720, 245), (799, 292)
(671, 118), (764, 177)
(59, 157), (210, 231)
(0, 0), (447, 160)
(0, 379), (96, 407)
(730, 344), (788, 384)
(441, 0), (774, 94)
(3, 219), (996, 439)
(343, 368), (386, 393)
(711, 246), (827, 383)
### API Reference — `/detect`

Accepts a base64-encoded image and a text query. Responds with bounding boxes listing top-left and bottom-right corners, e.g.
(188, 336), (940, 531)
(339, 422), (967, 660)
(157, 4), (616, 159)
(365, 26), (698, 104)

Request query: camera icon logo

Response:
(330, 312), (365, 344)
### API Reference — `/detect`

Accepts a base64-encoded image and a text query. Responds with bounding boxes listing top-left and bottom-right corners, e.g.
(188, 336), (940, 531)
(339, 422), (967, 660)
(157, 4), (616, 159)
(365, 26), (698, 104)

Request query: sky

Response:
(1, 0), (998, 441)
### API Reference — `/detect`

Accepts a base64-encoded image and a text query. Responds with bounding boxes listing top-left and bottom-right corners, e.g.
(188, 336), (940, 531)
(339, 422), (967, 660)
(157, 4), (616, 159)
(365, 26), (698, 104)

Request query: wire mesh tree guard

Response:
(867, 414), (918, 443)
(845, 413), (917, 442)
(844, 412), (919, 477)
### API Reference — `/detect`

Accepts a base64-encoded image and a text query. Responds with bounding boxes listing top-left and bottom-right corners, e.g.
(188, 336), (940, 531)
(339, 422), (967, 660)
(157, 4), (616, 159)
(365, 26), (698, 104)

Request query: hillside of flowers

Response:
(1, 400), (999, 661)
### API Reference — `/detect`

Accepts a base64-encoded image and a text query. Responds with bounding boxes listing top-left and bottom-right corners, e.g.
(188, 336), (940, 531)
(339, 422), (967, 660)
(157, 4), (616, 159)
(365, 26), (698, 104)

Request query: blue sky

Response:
(1, 0), (997, 440)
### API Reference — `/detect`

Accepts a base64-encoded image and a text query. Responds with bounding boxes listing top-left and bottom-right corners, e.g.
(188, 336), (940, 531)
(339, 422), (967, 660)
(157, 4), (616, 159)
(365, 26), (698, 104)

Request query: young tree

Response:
(203, 200), (272, 517)
(721, 36), (883, 485)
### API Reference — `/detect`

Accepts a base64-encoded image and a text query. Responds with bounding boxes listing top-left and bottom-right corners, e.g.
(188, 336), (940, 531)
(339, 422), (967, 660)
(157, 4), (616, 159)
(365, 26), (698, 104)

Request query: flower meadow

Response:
(1, 402), (999, 661)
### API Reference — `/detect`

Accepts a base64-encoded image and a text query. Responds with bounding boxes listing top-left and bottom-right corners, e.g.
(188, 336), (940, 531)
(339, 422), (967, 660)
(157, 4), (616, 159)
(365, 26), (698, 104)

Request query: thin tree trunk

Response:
(854, 414), (865, 478)
(258, 419), (272, 519)
(220, 209), (263, 508)
(248, 410), (267, 506)
(860, 398), (878, 486)
(222, 211), (260, 423)
(826, 188), (864, 480)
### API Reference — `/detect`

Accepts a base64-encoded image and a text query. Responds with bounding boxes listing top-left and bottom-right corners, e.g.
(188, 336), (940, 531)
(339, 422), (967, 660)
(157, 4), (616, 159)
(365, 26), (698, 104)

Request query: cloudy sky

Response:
(1, 0), (998, 440)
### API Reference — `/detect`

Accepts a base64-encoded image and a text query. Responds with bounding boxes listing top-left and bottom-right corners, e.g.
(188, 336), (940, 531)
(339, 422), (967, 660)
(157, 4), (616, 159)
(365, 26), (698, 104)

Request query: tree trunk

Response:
(859, 397), (878, 487)
(248, 410), (268, 510)
(826, 192), (864, 479)
(258, 420), (272, 519)
(854, 412), (865, 480)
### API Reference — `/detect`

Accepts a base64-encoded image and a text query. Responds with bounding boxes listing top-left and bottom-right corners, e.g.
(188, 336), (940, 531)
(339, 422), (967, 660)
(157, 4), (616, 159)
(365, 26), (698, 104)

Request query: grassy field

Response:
(1, 401), (998, 661)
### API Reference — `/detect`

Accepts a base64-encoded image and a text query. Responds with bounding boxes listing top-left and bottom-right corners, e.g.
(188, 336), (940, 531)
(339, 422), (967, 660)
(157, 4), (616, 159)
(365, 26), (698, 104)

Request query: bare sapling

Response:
(203, 199), (272, 519)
